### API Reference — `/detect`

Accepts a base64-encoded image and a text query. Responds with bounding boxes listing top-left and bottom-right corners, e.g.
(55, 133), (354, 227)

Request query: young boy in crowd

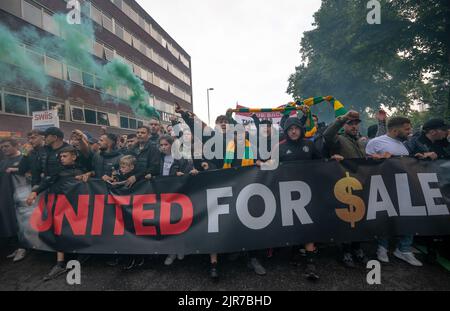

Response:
(158, 135), (193, 266)
(108, 155), (139, 186)
(26, 146), (86, 281)
(106, 154), (146, 270)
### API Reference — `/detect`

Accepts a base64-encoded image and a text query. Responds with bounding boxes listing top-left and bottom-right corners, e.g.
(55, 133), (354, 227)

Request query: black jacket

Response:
(0, 155), (23, 173)
(34, 165), (85, 194)
(18, 146), (46, 187)
(159, 153), (194, 176)
(130, 141), (160, 179)
(91, 149), (123, 178)
(405, 133), (450, 159)
(278, 118), (322, 162)
(36, 143), (88, 193)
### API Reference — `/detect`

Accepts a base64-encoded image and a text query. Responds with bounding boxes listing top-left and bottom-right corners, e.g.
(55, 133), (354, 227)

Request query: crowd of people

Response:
(0, 102), (449, 282)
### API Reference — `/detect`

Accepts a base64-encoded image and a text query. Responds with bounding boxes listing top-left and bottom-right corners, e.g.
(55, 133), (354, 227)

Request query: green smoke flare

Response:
(0, 11), (159, 120)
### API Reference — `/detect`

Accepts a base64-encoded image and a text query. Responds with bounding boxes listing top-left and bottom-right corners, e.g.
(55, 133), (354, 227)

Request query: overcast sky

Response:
(137, 0), (322, 125)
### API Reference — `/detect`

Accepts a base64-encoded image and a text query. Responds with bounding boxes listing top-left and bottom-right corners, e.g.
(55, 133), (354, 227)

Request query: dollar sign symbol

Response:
(334, 172), (366, 228)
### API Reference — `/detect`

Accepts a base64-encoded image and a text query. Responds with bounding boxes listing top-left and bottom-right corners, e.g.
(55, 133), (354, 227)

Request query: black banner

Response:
(13, 158), (450, 255)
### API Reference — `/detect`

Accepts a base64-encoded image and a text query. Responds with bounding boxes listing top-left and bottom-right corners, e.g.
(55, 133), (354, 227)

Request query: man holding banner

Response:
(0, 138), (26, 263)
(366, 117), (425, 266)
(323, 110), (369, 268)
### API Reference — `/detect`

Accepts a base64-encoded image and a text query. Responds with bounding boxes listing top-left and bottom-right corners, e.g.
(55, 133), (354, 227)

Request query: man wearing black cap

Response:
(38, 128), (89, 192)
(323, 111), (369, 268)
(405, 118), (450, 159)
(40, 127), (70, 182)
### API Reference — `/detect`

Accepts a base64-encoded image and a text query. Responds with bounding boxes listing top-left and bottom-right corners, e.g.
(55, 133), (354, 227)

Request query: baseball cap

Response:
(423, 119), (449, 131)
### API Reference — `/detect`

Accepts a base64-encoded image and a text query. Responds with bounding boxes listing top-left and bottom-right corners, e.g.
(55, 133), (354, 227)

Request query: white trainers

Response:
(393, 249), (423, 267)
(6, 250), (17, 259)
(164, 254), (176, 266)
(177, 254), (185, 260)
(377, 246), (390, 263)
(13, 249), (27, 263)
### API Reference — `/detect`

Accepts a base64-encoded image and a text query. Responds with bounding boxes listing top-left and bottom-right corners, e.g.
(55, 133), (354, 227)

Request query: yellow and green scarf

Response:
(223, 139), (254, 169)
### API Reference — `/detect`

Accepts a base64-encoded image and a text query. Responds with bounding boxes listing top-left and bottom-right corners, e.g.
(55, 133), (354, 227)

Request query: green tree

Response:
(288, 0), (450, 123)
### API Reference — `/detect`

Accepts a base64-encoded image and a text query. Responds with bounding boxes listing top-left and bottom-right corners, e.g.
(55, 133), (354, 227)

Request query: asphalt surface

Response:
(0, 243), (449, 291)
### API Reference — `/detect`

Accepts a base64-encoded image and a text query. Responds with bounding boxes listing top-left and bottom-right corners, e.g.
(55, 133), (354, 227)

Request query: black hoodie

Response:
(278, 117), (322, 162)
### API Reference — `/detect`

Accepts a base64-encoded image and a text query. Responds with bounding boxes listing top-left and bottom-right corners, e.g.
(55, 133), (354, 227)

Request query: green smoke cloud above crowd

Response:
(0, 13), (159, 120)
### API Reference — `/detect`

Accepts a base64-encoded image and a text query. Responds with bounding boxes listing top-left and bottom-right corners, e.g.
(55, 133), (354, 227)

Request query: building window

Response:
(137, 120), (143, 128)
(94, 41), (104, 59)
(128, 8), (138, 21)
(138, 16), (145, 29)
(133, 64), (141, 77)
(97, 111), (110, 126)
(129, 118), (137, 130)
(0, 0), (22, 17)
(108, 113), (119, 127)
(84, 109), (97, 124)
(23, 1), (42, 28)
(139, 42), (147, 55)
(123, 29), (132, 45)
(71, 106), (85, 122)
(90, 5), (102, 25)
(104, 46), (114, 61)
(43, 11), (59, 36)
(180, 55), (190, 68)
(5, 94), (27, 116)
(26, 49), (44, 67)
(140, 69), (148, 81)
(94, 76), (103, 90)
(122, 2), (131, 17)
(120, 116), (129, 129)
(67, 67), (83, 84)
(113, 0), (122, 9)
(159, 79), (169, 92)
(49, 102), (65, 120)
(115, 24), (124, 40)
(45, 56), (63, 80)
(132, 36), (140, 49)
(82, 72), (95, 89)
(28, 98), (48, 116)
(161, 37), (167, 48)
(102, 13), (113, 32)
(146, 48), (153, 59)
(81, 1), (91, 17)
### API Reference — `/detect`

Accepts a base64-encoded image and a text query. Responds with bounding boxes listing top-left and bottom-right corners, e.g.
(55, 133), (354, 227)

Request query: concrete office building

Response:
(0, 0), (193, 138)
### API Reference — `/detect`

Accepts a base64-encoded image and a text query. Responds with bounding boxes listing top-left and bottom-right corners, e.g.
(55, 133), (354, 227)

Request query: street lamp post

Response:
(207, 88), (214, 126)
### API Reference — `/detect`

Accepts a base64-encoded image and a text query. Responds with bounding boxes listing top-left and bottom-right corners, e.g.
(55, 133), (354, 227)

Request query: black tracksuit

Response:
(129, 141), (161, 179)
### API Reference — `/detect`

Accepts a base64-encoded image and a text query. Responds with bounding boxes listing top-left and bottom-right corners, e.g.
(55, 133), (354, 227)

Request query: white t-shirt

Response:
(365, 135), (410, 156)
(162, 155), (174, 176)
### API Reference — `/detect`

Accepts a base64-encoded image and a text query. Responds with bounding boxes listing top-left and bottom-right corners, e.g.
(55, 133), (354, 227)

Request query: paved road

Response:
(0, 244), (449, 291)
